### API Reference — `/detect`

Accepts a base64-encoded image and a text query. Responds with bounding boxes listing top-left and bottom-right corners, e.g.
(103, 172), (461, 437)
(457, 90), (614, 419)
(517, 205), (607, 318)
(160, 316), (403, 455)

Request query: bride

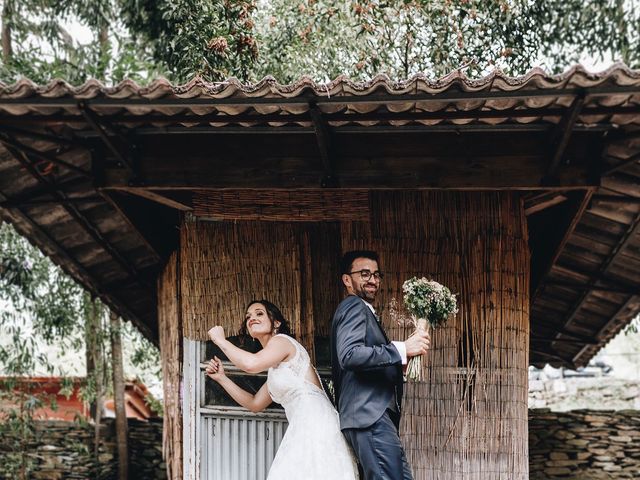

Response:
(206, 299), (358, 480)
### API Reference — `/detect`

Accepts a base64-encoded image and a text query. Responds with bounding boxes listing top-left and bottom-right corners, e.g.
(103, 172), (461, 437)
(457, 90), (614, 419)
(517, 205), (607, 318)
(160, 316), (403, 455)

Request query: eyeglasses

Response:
(348, 269), (384, 281)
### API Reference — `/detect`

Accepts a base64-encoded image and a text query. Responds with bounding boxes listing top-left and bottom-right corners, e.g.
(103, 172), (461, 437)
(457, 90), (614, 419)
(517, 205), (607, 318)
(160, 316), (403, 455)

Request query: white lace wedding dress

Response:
(266, 334), (359, 480)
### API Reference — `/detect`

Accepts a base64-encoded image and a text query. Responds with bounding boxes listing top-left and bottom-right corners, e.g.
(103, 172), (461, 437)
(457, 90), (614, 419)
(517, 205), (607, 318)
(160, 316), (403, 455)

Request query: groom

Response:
(331, 250), (430, 480)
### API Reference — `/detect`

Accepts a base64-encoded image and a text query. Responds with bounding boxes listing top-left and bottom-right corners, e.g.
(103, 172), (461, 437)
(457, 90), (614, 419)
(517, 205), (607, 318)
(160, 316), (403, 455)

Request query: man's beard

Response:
(356, 284), (377, 302)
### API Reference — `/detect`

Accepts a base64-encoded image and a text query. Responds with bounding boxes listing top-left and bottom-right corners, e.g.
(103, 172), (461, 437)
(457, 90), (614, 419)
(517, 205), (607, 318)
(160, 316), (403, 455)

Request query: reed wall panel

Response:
(192, 190), (370, 222)
(342, 191), (530, 480)
(157, 251), (182, 480)
(179, 219), (342, 358)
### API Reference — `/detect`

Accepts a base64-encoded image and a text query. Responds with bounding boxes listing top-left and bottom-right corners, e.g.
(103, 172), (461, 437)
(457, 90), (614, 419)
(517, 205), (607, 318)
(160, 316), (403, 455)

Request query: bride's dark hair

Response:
(240, 299), (292, 339)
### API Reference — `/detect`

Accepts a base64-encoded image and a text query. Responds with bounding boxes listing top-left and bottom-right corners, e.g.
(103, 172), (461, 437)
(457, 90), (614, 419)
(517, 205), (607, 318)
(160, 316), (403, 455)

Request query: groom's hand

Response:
(404, 329), (430, 358)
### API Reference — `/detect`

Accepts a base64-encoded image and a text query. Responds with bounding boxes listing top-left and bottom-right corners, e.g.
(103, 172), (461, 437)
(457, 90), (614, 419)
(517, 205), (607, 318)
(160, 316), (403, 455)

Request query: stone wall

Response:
(4, 411), (640, 479)
(530, 409), (640, 479)
(1, 418), (166, 480)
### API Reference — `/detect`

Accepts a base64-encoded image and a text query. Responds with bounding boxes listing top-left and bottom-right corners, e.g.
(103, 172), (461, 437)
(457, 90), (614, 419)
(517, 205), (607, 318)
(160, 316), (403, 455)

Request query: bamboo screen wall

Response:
(158, 251), (182, 480)
(171, 190), (529, 479)
(179, 219), (342, 360)
(342, 191), (530, 479)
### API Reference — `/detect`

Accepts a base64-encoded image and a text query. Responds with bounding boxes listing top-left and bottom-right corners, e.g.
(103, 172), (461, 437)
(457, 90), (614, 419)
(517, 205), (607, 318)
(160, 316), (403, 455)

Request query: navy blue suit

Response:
(331, 295), (413, 480)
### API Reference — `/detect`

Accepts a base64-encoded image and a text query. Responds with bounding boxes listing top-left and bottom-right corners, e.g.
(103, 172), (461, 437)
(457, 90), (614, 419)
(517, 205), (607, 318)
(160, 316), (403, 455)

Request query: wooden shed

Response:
(1, 64), (639, 479)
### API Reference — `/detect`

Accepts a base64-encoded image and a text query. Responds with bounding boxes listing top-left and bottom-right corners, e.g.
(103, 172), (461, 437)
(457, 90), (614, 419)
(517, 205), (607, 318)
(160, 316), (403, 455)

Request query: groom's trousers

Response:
(343, 409), (413, 480)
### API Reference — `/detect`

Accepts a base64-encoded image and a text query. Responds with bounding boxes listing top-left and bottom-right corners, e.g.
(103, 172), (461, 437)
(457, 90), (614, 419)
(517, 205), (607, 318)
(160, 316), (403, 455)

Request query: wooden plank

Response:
(103, 154), (596, 190)
(104, 187), (193, 212)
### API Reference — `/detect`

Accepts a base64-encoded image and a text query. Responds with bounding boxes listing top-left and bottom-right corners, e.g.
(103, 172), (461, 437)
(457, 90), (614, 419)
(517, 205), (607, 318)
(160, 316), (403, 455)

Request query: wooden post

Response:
(110, 311), (129, 479)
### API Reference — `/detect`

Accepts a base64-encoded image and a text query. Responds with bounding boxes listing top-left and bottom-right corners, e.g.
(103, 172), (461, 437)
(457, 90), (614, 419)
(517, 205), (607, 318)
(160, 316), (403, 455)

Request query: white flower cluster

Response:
(402, 276), (458, 328)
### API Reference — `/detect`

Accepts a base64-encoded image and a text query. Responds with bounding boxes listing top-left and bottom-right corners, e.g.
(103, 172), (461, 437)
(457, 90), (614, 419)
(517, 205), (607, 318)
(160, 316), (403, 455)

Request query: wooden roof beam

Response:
(0, 132), (92, 179)
(2, 141), (149, 286)
(591, 193), (640, 205)
(602, 151), (640, 176)
(530, 189), (594, 299)
(544, 92), (586, 182)
(104, 187), (193, 212)
(571, 295), (640, 366)
(0, 194), (103, 208)
(0, 191), (157, 343)
(0, 124), (79, 147)
(78, 101), (136, 173)
(542, 279), (639, 295)
(558, 210), (640, 344)
(309, 102), (338, 188)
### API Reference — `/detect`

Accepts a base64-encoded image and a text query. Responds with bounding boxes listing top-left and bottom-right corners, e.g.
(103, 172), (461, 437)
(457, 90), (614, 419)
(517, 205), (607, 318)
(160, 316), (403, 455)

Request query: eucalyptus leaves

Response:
(402, 277), (458, 381)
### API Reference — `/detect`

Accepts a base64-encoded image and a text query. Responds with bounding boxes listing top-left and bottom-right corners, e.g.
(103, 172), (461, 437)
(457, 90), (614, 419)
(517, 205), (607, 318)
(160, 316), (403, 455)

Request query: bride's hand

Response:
(208, 326), (225, 344)
(205, 356), (226, 381)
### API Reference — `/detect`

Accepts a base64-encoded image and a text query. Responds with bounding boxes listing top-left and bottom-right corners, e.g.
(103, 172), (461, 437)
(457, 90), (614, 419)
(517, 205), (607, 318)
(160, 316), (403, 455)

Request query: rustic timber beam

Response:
(531, 336), (598, 346)
(99, 189), (178, 260)
(75, 124), (610, 137)
(524, 192), (568, 216)
(0, 132), (92, 179)
(602, 151), (640, 176)
(308, 102), (338, 187)
(571, 295), (640, 366)
(0, 194), (103, 208)
(2, 141), (148, 285)
(544, 93), (586, 182)
(558, 210), (640, 347)
(103, 187), (192, 211)
(530, 189), (595, 299)
(531, 318), (597, 344)
(591, 194), (640, 205)
(78, 101), (135, 172)
(542, 279), (639, 295)
(101, 156), (596, 190)
(0, 124), (79, 146)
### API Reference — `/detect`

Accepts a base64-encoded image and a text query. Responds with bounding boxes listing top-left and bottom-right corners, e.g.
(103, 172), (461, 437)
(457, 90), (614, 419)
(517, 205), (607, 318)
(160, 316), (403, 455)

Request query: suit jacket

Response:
(331, 295), (404, 430)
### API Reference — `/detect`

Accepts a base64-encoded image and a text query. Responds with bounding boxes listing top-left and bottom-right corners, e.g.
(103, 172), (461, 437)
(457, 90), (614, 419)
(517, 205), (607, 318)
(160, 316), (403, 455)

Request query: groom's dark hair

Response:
(340, 250), (379, 275)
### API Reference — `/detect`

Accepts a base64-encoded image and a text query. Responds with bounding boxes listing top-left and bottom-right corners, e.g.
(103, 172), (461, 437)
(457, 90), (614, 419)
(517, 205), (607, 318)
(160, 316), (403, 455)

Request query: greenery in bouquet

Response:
(402, 277), (458, 328)
(401, 277), (458, 381)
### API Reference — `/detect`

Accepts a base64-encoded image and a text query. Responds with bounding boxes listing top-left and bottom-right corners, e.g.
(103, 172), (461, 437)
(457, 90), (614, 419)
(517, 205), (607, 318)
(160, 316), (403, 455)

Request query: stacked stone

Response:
(3, 419), (166, 480)
(129, 418), (167, 479)
(530, 409), (640, 479)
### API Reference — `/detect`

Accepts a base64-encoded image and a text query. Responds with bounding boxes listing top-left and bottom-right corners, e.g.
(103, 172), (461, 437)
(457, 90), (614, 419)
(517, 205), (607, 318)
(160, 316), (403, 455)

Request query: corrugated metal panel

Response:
(200, 412), (287, 480)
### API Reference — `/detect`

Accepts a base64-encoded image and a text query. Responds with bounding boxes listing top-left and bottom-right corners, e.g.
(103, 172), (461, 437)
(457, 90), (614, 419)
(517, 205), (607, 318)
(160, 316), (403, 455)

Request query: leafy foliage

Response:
(0, 222), (162, 477)
(253, 0), (639, 83)
(120, 0), (259, 81)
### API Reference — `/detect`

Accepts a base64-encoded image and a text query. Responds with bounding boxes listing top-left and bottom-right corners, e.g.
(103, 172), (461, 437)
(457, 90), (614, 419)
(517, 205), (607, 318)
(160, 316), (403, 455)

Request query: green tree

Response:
(0, 0), (165, 84)
(0, 222), (162, 478)
(253, 0), (639, 83)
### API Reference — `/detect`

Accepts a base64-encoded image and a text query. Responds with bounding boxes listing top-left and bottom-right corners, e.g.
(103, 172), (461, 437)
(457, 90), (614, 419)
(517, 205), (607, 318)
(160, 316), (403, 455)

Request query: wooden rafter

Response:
(78, 101), (135, 172)
(571, 295), (640, 366)
(557, 210), (640, 346)
(531, 189), (595, 298)
(2, 141), (147, 285)
(602, 151), (640, 176)
(0, 190), (157, 343)
(308, 102), (338, 187)
(545, 92), (586, 181)
(0, 132), (92, 178)
(105, 187), (193, 212)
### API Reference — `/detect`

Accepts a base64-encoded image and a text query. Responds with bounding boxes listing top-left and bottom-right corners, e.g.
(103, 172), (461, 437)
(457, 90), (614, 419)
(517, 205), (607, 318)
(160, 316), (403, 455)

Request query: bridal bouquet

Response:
(402, 277), (458, 381)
